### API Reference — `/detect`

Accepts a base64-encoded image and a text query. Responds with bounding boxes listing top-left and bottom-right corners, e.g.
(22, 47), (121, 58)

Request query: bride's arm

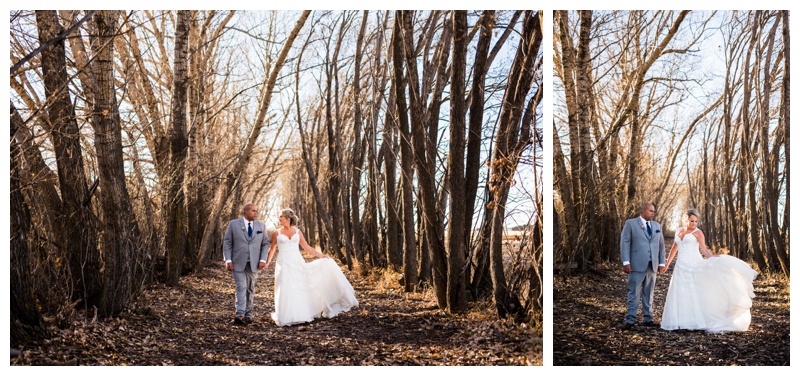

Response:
(695, 231), (718, 258)
(265, 230), (278, 267)
(298, 231), (328, 259)
(665, 228), (683, 268)
(665, 242), (678, 269)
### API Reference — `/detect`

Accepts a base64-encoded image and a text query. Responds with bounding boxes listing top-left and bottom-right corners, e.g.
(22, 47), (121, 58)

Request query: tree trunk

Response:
(392, 11), (418, 291)
(11, 104), (62, 252)
(487, 10), (540, 317)
(349, 11), (369, 272)
(383, 83), (403, 269)
(470, 193), (495, 298)
(35, 10), (102, 305)
(775, 10), (789, 276)
(324, 23), (348, 267)
(10, 103), (49, 347)
(741, 13), (764, 268)
(91, 10), (143, 316)
(417, 195), (432, 284)
(164, 10), (191, 286)
(464, 10), (494, 239)
(445, 10), (469, 313)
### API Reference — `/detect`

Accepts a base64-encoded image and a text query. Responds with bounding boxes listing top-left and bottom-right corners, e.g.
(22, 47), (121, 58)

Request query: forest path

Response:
(13, 257), (539, 366)
(553, 254), (790, 366)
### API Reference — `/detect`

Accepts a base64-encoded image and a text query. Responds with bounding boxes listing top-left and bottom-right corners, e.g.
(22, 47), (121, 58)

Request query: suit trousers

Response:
(625, 262), (656, 324)
(233, 262), (257, 317)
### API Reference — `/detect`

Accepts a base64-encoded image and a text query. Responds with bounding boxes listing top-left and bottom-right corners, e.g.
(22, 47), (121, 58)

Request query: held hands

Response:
(622, 264), (631, 274)
(258, 261), (267, 270)
(226, 262), (233, 272)
(658, 265), (667, 274)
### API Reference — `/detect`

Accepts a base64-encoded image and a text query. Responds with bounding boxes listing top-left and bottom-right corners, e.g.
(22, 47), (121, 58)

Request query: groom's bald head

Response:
(640, 202), (655, 221)
(243, 203), (257, 221)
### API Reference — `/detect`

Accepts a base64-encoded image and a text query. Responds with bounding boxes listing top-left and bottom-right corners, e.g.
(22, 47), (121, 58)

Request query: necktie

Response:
(646, 222), (652, 236)
(248, 222), (253, 237)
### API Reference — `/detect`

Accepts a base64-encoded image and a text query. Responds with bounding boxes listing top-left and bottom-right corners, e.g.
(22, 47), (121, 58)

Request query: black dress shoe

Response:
(233, 316), (246, 325)
(244, 316), (254, 324)
(621, 322), (635, 330)
(641, 321), (659, 327)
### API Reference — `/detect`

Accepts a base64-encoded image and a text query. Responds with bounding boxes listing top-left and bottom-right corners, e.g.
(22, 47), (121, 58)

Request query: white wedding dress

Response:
(661, 228), (758, 333)
(271, 228), (358, 326)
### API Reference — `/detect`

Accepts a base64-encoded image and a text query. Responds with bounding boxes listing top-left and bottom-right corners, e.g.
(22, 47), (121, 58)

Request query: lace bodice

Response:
(674, 228), (703, 268)
(276, 228), (299, 243)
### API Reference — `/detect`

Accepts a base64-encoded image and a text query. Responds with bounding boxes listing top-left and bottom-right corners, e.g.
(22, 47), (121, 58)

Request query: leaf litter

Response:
(553, 263), (789, 366)
(13, 258), (541, 366)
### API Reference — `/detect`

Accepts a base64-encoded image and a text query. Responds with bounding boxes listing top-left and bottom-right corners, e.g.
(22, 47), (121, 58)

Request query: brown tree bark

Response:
(487, 10), (541, 317)
(392, 11), (418, 291)
(418, 13), (451, 304)
(776, 10), (789, 275)
(164, 10), (191, 286)
(323, 13), (349, 267)
(184, 11), (236, 273)
(464, 10), (495, 238)
(383, 82), (403, 269)
(10, 105), (62, 248)
(349, 10), (369, 271)
(365, 11), (390, 269)
(91, 10), (143, 316)
(445, 10), (469, 312)
(554, 10), (585, 270)
(740, 12), (764, 268)
(10, 103), (49, 347)
(35, 10), (101, 305)
(758, 11), (783, 273)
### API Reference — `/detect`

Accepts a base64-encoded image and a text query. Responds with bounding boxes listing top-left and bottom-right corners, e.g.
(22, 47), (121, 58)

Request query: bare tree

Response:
(90, 10), (144, 316)
(391, 11), (418, 291)
(34, 10), (101, 305)
(10, 102), (49, 347)
(446, 10), (469, 312)
(164, 10), (191, 285)
(486, 10), (541, 317)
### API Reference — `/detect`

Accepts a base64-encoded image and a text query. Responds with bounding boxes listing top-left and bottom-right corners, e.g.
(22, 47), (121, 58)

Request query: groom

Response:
(223, 203), (269, 325)
(620, 202), (665, 330)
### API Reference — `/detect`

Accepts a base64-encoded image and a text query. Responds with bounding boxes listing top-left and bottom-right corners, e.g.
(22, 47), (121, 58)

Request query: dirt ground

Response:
(12, 257), (540, 366)
(553, 257), (790, 366)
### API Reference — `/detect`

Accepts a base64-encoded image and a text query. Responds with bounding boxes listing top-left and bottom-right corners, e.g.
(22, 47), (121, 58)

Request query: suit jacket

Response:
(620, 217), (665, 273)
(223, 218), (269, 272)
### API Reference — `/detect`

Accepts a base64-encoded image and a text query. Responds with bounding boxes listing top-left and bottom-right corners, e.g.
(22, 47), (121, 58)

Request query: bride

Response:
(661, 208), (758, 333)
(264, 209), (358, 326)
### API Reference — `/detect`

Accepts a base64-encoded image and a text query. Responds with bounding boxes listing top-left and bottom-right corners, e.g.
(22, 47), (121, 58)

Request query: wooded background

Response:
(553, 10), (788, 276)
(10, 10), (542, 347)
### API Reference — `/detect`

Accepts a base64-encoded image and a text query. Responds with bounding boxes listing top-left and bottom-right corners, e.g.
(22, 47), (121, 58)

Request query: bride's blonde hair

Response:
(683, 208), (701, 229)
(281, 208), (298, 226)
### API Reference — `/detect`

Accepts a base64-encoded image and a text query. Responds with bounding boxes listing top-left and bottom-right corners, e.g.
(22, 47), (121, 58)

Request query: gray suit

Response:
(223, 217), (269, 317)
(620, 216), (665, 324)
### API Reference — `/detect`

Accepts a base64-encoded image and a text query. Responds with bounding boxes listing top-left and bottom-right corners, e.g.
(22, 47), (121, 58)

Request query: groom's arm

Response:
(620, 221), (631, 273)
(223, 222), (233, 270)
